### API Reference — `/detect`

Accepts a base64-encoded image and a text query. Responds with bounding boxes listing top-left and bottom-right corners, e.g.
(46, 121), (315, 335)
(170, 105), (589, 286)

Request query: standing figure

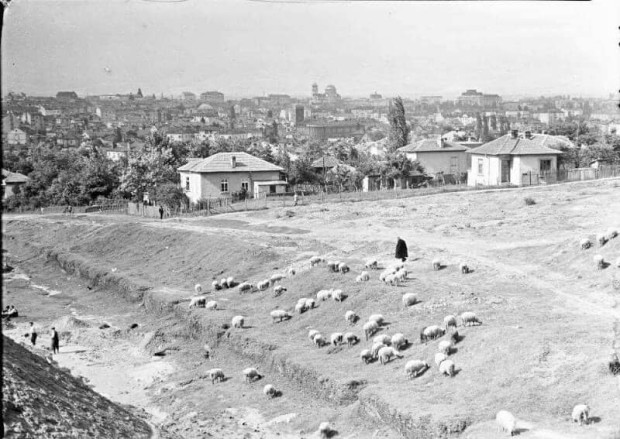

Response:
(50, 327), (60, 354)
(395, 236), (408, 262)
(293, 192), (298, 206)
(159, 205), (164, 220)
(29, 322), (38, 346)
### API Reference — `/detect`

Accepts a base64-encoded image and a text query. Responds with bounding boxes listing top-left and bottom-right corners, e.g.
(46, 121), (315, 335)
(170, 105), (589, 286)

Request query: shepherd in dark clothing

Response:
(51, 327), (60, 354)
(159, 205), (164, 220)
(29, 322), (38, 346)
(395, 237), (408, 262)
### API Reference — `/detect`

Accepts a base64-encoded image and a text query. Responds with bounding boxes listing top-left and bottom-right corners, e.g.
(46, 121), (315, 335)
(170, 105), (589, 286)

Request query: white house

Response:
(398, 137), (469, 177)
(7, 129), (27, 145)
(2, 169), (29, 199)
(467, 130), (565, 187)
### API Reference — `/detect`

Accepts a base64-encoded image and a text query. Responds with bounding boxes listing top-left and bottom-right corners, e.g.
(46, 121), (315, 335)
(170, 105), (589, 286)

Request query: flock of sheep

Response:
(580, 227), (619, 269)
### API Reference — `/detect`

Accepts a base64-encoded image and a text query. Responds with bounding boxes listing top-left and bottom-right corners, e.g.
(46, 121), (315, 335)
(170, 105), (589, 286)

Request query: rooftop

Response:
(177, 152), (283, 173)
(398, 138), (468, 153)
(467, 133), (567, 156)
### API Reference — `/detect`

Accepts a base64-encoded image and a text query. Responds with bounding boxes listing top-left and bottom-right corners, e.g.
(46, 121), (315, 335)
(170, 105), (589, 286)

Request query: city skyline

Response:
(2, 0), (619, 99)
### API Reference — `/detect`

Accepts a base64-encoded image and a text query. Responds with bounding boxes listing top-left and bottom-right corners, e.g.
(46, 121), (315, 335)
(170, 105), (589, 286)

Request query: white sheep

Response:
(596, 233), (607, 247)
(310, 256), (324, 267)
(206, 368), (225, 384)
(317, 289), (332, 301)
(331, 289), (344, 302)
(257, 279), (270, 291)
(572, 404), (590, 426)
(220, 277), (228, 288)
(439, 359), (456, 377)
(226, 276), (235, 288)
(356, 271), (370, 282)
(392, 261), (405, 271)
(212, 280), (221, 291)
(443, 315), (457, 330)
(194, 284), (202, 294)
(360, 349), (372, 364)
(338, 262), (350, 274)
(495, 410), (517, 436)
(308, 329), (320, 341)
(365, 259), (378, 270)
(420, 325), (445, 343)
(344, 332), (359, 347)
(438, 340), (452, 355)
(404, 360), (428, 379)
(238, 282), (254, 294)
(270, 273), (284, 285)
(370, 342), (386, 359)
(363, 321), (379, 340)
(287, 267), (296, 276)
(459, 263), (470, 274)
(391, 333), (407, 350)
(594, 254), (605, 270)
(295, 301), (308, 314)
(274, 285), (287, 296)
(318, 422), (332, 439)
(460, 311), (481, 327)
(243, 367), (261, 383)
(368, 314), (385, 325)
(205, 300), (218, 311)
(434, 352), (448, 367)
(607, 228), (618, 240)
(395, 269), (408, 282)
(263, 384), (277, 398)
(326, 261), (339, 272)
(330, 332), (344, 346)
(379, 268), (395, 282)
(402, 293), (418, 307)
(345, 310), (358, 325)
(378, 346), (403, 365)
(580, 238), (591, 250)
(373, 334), (391, 346)
(313, 333), (326, 348)
(270, 309), (291, 323)
(188, 296), (207, 309)
(385, 274), (400, 286)
(432, 258), (441, 271)
(232, 315), (245, 328)
(305, 298), (316, 309)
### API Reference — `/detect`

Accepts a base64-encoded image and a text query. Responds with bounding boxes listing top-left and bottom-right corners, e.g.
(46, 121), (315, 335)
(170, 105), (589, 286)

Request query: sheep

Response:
(495, 410), (517, 436)
(370, 342), (386, 359)
(402, 293), (418, 307)
(232, 315), (245, 328)
(317, 289), (332, 301)
(443, 315), (457, 330)
(205, 300), (218, 311)
(438, 340), (452, 355)
(263, 384), (278, 398)
(238, 282), (254, 294)
(450, 330), (460, 345)
(607, 228), (618, 240)
(580, 238), (591, 250)
(404, 360), (429, 379)
(432, 258), (441, 271)
(188, 296), (207, 309)
(295, 301), (308, 314)
(212, 280), (222, 291)
(194, 284), (203, 294)
(391, 333), (407, 350)
(378, 346), (403, 365)
(274, 285), (287, 296)
(338, 262), (350, 274)
(459, 263), (471, 274)
(596, 233), (607, 247)
(572, 404), (590, 426)
(356, 271), (370, 282)
(305, 298), (316, 309)
(220, 278), (228, 288)
(365, 259), (378, 270)
(270, 309), (291, 323)
(434, 352), (448, 367)
(326, 261), (338, 272)
(308, 329), (320, 342)
(331, 289), (344, 302)
(395, 269), (408, 282)
(594, 254), (605, 270)
(360, 349), (372, 364)
(206, 368), (225, 384)
(310, 256), (324, 267)
(243, 367), (262, 383)
(420, 325), (445, 343)
(609, 352), (620, 375)
(203, 344), (212, 360)
(439, 359), (456, 377)
(318, 422), (332, 439)
(344, 332), (359, 347)
(363, 321), (379, 340)
(226, 276), (235, 288)
(385, 275), (400, 286)
(345, 310), (358, 325)
(287, 267), (296, 276)
(392, 261), (405, 271)
(313, 333), (326, 348)
(379, 268), (396, 282)
(257, 279), (270, 291)
(270, 273), (284, 285)
(373, 334), (391, 346)
(461, 311), (482, 327)
(330, 332), (344, 346)
(368, 314), (385, 325)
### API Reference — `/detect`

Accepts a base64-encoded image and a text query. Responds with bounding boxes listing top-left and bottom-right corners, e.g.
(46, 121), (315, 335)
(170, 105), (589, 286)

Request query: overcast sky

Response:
(2, 0), (618, 99)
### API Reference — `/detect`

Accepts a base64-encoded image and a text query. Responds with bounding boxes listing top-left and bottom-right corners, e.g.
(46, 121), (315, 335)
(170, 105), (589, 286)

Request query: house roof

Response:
(467, 134), (565, 156)
(177, 152), (283, 173)
(311, 156), (340, 168)
(2, 169), (29, 184)
(398, 138), (468, 153)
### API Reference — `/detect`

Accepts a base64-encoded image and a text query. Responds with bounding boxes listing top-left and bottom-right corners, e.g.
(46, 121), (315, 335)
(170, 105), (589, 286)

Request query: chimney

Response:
(437, 136), (445, 148)
(524, 131), (532, 139)
(231, 155), (236, 168)
(511, 130), (519, 139)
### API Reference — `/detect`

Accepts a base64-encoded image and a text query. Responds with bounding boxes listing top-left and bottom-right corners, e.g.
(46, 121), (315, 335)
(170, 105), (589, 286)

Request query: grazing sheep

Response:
(207, 368), (225, 384)
(326, 261), (338, 272)
(368, 314), (385, 325)
(332, 289), (344, 302)
(318, 422), (332, 439)
(308, 329), (320, 341)
(317, 289), (332, 301)
(238, 282), (254, 294)
(338, 262), (350, 274)
(345, 310), (358, 325)
(459, 263), (471, 274)
(232, 315), (245, 328)
(379, 268), (396, 282)
(439, 359), (456, 377)
(420, 325), (445, 343)
(596, 233), (607, 247)
(330, 332), (344, 346)
(243, 367), (262, 383)
(263, 384), (277, 398)
(344, 332), (359, 347)
(371, 342), (386, 359)
(313, 333), (326, 348)
(379, 346), (403, 365)
(363, 321), (379, 340)
(385, 275), (400, 286)
(438, 340), (452, 355)
(373, 334), (392, 346)
(295, 301), (308, 314)
(432, 258), (441, 271)
(495, 410), (517, 436)
(205, 300), (218, 311)
(203, 344), (212, 360)
(405, 360), (429, 379)
(270, 274), (284, 285)
(594, 254), (605, 270)
(220, 278), (228, 289)
(270, 309), (291, 323)
(188, 296), (207, 309)
(443, 315), (457, 330)
(609, 352), (620, 375)
(274, 285), (287, 296)
(287, 267), (296, 276)
(572, 404), (590, 426)
(450, 330), (460, 345)
(607, 228), (618, 240)
(402, 293), (418, 307)
(365, 259), (378, 270)
(360, 349), (372, 364)
(356, 271), (370, 282)
(310, 256), (324, 267)
(395, 269), (408, 282)
(194, 284), (203, 294)
(461, 311), (482, 327)
(226, 277), (235, 288)
(391, 333), (407, 350)
(434, 352), (448, 367)
(212, 280), (222, 291)
(257, 279), (270, 291)
(305, 298), (316, 309)
(580, 238), (591, 250)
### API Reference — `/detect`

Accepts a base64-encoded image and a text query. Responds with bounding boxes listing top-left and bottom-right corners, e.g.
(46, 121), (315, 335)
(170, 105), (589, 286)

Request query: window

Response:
(241, 181), (249, 191)
(540, 159), (552, 172)
(185, 177), (190, 191)
(477, 158), (484, 175)
(220, 179), (228, 192)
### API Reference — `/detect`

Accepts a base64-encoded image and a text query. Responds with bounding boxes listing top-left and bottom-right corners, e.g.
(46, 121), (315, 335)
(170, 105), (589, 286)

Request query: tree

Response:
(120, 147), (179, 201)
(381, 152), (423, 189)
(289, 155), (318, 186)
(475, 113), (483, 140)
(387, 97), (409, 152)
(481, 116), (490, 142)
(490, 115), (497, 131)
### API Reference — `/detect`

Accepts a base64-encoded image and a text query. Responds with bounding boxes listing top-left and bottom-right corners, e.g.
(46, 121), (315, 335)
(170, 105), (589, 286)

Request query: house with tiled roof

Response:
(398, 137), (469, 177)
(466, 130), (563, 186)
(2, 169), (29, 200)
(177, 152), (286, 203)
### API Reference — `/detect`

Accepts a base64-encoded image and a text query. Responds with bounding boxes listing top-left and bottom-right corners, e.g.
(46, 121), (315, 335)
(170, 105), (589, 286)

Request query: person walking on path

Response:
(29, 322), (38, 346)
(159, 205), (164, 220)
(293, 192), (298, 206)
(395, 236), (408, 262)
(50, 327), (60, 354)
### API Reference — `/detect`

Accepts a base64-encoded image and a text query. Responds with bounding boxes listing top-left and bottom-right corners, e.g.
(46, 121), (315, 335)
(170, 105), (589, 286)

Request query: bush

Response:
(524, 197), (536, 206)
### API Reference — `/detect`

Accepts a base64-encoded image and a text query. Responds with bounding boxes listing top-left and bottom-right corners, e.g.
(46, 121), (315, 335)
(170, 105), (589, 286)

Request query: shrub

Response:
(524, 197), (536, 206)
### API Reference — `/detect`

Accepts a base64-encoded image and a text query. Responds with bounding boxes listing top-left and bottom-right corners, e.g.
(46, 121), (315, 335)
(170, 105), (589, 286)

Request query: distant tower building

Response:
(312, 83), (319, 96)
(294, 105), (305, 125)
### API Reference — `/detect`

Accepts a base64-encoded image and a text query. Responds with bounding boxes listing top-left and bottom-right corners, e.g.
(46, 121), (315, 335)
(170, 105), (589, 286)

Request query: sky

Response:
(2, 0), (619, 99)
